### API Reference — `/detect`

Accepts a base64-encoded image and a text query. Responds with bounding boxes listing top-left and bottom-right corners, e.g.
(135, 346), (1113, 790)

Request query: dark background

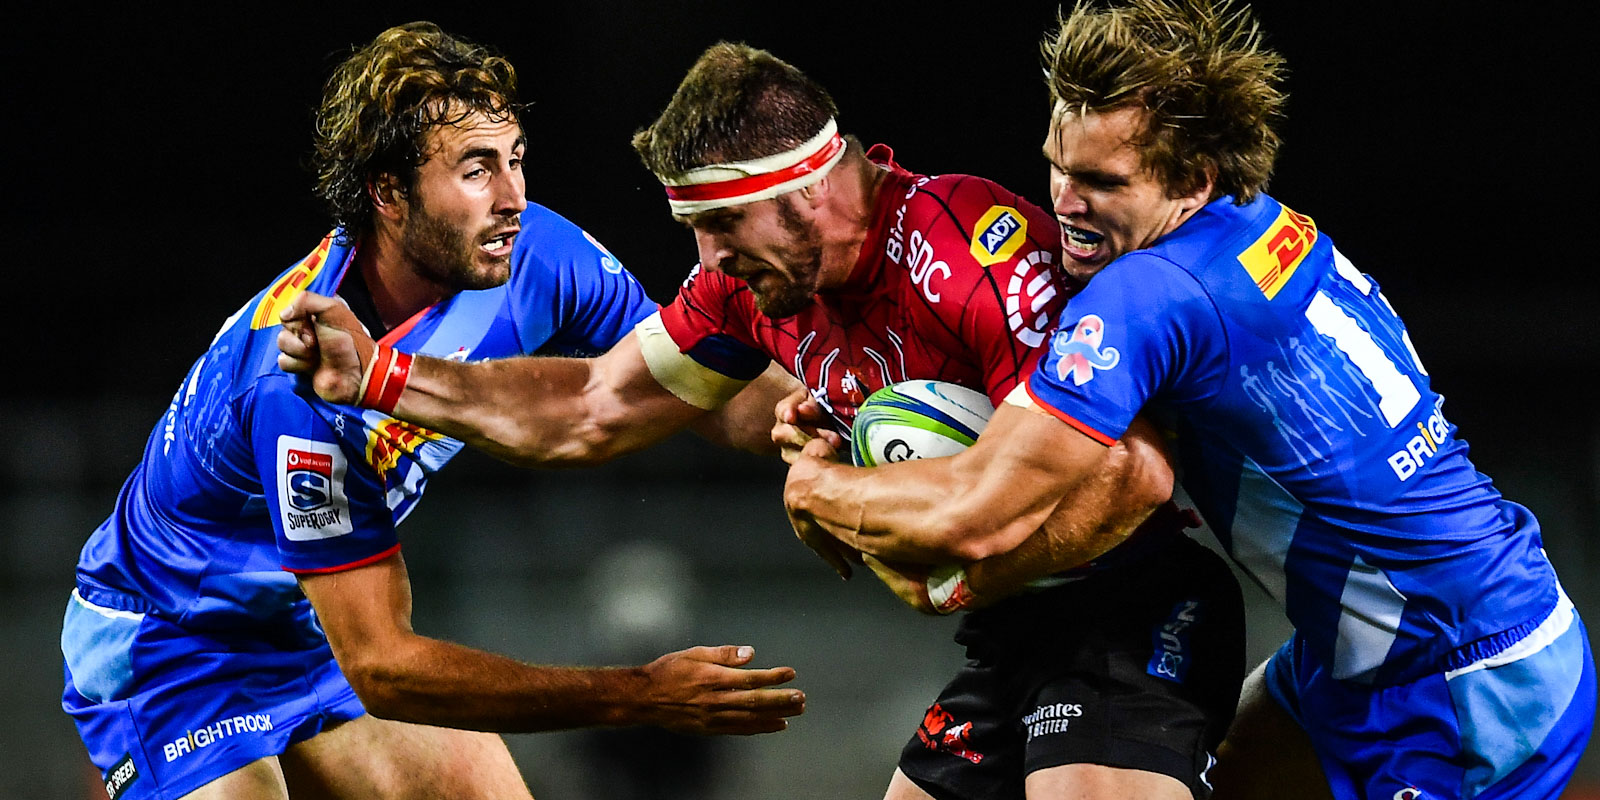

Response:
(3, 2), (1597, 797)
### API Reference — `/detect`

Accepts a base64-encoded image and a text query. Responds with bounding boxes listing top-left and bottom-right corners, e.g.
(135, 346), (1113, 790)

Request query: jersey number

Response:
(1302, 249), (1425, 428)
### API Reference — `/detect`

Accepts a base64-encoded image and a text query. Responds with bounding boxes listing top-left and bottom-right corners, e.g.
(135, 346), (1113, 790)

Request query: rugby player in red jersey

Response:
(280, 43), (1243, 800)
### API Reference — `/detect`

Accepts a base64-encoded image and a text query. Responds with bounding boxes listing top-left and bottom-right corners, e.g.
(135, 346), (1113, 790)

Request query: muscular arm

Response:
(687, 362), (805, 457)
(299, 551), (804, 734)
(278, 292), (786, 467)
(960, 413), (1174, 604)
(392, 332), (708, 468)
(784, 399), (1169, 566)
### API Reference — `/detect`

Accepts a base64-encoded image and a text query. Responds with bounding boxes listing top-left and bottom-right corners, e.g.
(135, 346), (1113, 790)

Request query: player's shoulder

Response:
(904, 171), (1049, 228)
(1138, 192), (1315, 305)
(510, 202), (627, 277)
(193, 233), (352, 395)
(899, 172), (1056, 265)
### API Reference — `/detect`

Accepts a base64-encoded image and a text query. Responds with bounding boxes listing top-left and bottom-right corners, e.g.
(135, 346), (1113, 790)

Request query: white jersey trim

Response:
(1445, 583), (1576, 681)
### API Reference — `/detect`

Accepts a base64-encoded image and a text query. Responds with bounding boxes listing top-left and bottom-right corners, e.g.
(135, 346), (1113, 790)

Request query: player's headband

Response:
(660, 119), (847, 215)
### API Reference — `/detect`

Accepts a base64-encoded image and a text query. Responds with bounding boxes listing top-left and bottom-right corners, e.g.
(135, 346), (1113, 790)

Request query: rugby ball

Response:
(850, 380), (994, 467)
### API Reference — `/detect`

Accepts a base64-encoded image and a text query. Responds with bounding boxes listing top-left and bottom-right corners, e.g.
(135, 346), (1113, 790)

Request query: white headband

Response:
(660, 119), (847, 214)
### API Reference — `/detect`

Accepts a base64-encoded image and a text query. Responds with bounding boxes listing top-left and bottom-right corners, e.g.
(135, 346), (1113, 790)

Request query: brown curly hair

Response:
(1042, 0), (1287, 204)
(313, 22), (521, 240)
(632, 42), (838, 182)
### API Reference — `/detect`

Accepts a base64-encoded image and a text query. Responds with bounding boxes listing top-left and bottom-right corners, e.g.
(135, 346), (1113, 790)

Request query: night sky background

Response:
(4, 2), (1599, 796)
(8, 1), (1595, 408)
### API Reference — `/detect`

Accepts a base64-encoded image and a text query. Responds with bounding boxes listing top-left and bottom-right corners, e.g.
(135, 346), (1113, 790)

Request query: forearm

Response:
(687, 362), (802, 457)
(963, 415), (1175, 606)
(390, 338), (703, 468)
(391, 356), (593, 465)
(338, 633), (653, 733)
(963, 472), (1159, 607)
(791, 454), (1061, 564)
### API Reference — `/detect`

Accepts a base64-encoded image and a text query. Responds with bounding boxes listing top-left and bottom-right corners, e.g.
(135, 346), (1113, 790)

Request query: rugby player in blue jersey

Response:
(62, 22), (803, 800)
(782, 1), (1595, 798)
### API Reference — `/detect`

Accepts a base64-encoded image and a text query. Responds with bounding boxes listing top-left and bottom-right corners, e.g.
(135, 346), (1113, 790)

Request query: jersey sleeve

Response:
(1026, 254), (1222, 444)
(244, 376), (400, 573)
(507, 205), (656, 356)
(656, 264), (772, 379)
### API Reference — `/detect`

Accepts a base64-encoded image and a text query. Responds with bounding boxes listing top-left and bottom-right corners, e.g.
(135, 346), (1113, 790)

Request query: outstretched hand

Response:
(639, 645), (805, 735)
(277, 292), (374, 405)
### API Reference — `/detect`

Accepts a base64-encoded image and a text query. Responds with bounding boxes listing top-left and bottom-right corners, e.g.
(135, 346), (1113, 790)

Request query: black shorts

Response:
(898, 533), (1244, 799)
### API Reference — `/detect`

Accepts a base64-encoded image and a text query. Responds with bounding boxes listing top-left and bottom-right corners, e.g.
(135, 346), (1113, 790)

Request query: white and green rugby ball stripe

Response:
(850, 380), (995, 467)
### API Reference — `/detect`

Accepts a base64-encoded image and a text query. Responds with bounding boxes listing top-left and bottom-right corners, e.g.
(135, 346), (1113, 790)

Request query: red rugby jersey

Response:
(659, 146), (1074, 432)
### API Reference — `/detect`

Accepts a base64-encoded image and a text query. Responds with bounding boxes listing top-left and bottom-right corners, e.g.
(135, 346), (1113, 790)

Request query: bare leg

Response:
(1209, 658), (1332, 800)
(883, 768), (937, 800)
(1025, 764), (1190, 799)
(177, 757), (289, 800)
(280, 714), (533, 800)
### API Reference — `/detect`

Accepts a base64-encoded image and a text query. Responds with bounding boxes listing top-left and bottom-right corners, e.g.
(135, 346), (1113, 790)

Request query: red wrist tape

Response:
(357, 345), (413, 415)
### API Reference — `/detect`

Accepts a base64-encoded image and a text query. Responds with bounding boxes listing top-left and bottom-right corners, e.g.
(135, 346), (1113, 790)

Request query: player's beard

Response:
(400, 198), (512, 293)
(753, 197), (824, 319)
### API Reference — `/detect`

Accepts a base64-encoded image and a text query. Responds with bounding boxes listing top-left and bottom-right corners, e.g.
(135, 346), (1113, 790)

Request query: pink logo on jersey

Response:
(1052, 315), (1120, 386)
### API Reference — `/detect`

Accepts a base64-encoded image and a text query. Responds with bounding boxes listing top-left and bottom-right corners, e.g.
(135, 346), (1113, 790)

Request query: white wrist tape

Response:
(925, 565), (971, 615)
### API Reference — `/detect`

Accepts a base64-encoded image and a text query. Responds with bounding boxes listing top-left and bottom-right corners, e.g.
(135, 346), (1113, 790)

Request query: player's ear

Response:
(368, 174), (409, 221)
(1175, 163), (1218, 210)
(796, 176), (829, 210)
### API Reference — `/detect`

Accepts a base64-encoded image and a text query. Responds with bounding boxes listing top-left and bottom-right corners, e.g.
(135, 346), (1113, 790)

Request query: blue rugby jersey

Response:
(74, 203), (653, 633)
(1027, 194), (1557, 686)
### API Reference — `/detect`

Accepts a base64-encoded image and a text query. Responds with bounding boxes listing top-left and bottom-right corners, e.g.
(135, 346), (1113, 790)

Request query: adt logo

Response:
(285, 449), (333, 511)
(969, 205), (1028, 266)
(1052, 315), (1120, 386)
(980, 212), (1021, 255)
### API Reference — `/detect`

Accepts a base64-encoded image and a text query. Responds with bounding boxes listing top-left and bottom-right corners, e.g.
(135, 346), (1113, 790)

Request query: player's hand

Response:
(638, 645), (805, 735)
(783, 439), (864, 579)
(276, 292), (373, 405)
(861, 555), (938, 615)
(772, 388), (846, 466)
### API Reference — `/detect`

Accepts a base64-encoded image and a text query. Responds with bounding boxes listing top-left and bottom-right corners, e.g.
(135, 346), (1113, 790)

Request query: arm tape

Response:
(635, 311), (752, 411)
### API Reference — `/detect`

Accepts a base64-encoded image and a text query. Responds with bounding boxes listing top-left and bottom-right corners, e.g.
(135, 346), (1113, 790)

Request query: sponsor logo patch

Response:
(1148, 599), (1202, 683)
(1022, 702), (1083, 741)
(1237, 205), (1317, 300)
(276, 436), (353, 541)
(1051, 315), (1120, 386)
(916, 702), (984, 764)
(163, 713), (275, 763)
(104, 753), (139, 800)
(969, 205), (1027, 267)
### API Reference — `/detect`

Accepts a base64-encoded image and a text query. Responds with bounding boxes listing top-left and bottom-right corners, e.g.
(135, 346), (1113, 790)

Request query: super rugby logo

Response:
(969, 205), (1027, 267)
(276, 436), (353, 541)
(1052, 315), (1120, 386)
